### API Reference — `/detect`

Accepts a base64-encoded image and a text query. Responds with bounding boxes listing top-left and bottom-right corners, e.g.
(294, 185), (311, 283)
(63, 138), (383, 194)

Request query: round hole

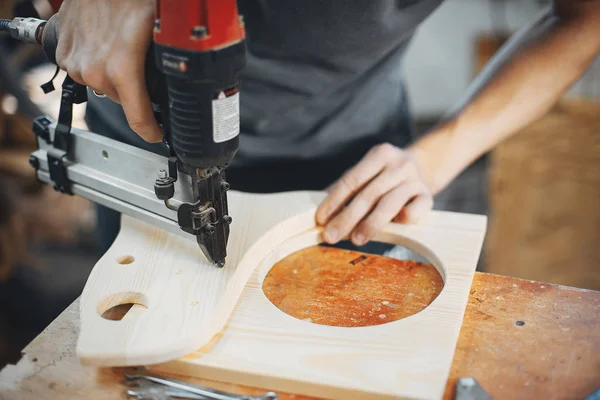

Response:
(117, 255), (135, 265)
(97, 292), (148, 321)
(102, 150), (109, 160)
(101, 303), (137, 321)
(262, 242), (443, 328)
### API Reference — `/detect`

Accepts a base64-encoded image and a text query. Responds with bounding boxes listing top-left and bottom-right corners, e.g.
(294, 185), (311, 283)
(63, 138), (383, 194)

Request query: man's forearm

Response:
(409, 3), (600, 194)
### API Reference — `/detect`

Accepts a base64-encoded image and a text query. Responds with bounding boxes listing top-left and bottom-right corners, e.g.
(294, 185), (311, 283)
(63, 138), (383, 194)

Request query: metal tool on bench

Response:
(124, 372), (487, 400)
(125, 378), (206, 400)
(0, 0), (246, 267)
(455, 377), (492, 400)
(125, 373), (279, 400)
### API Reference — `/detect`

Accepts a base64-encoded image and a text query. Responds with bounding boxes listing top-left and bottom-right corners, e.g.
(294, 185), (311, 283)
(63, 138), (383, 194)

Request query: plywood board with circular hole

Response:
(77, 190), (487, 400)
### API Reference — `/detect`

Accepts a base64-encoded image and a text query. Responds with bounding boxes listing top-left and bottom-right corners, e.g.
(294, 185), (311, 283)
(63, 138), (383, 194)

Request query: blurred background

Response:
(0, 0), (599, 369)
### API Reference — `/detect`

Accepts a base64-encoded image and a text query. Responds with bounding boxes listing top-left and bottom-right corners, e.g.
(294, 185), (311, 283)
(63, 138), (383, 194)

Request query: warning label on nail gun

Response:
(212, 87), (240, 143)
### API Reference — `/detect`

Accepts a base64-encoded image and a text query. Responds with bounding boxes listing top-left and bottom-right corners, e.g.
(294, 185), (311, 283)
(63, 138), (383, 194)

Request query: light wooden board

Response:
(78, 191), (326, 365)
(78, 190), (487, 400)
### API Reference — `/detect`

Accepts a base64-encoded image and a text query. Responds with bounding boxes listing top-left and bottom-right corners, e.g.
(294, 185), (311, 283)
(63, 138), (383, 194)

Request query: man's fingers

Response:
(322, 166), (406, 244)
(315, 141), (432, 247)
(316, 143), (401, 225)
(80, 61), (120, 102)
(59, 60), (85, 87)
(394, 194), (433, 223)
(352, 182), (424, 245)
(110, 63), (162, 143)
(316, 155), (384, 226)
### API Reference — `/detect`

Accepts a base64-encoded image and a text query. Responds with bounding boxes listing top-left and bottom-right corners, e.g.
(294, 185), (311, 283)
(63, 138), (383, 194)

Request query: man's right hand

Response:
(54, 0), (162, 142)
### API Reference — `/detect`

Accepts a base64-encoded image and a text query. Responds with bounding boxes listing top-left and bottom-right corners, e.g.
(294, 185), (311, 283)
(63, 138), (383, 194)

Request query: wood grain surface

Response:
(1, 271), (599, 400)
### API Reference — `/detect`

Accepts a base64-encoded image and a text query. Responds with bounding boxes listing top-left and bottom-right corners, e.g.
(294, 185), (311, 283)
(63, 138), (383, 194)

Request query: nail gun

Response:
(0, 0), (246, 267)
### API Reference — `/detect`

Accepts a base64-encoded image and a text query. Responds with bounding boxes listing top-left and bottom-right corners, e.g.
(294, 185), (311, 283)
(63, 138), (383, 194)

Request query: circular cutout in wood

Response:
(262, 245), (443, 327)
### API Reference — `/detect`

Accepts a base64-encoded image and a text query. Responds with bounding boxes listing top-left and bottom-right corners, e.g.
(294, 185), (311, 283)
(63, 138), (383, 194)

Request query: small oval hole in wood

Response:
(101, 303), (146, 321)
(117, 255), (135, 265)
(97, 292), (148, 321)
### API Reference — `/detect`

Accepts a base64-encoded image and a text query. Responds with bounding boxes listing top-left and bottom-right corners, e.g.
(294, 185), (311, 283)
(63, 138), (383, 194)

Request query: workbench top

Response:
(1, 272), (599, 400)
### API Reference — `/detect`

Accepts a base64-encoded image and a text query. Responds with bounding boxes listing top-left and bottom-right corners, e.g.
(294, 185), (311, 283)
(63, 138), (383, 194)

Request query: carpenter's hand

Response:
(316, 143), (433, 246)
(54, 0), (161, 142)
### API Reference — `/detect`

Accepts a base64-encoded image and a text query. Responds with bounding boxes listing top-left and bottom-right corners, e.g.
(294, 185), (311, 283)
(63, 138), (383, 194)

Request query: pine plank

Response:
(75, 190), (486, 399)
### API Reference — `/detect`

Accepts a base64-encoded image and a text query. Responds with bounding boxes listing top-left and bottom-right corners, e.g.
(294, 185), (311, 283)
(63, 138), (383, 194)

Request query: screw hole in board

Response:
(97, 292), (148, 321)
(117, 255), (135, 265)
(101, 303), (147, 321)
(102, 150), (109, 160)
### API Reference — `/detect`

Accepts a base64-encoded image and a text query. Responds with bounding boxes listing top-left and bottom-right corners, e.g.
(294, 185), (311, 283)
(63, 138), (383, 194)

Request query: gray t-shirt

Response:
(87, 0), (444, 167)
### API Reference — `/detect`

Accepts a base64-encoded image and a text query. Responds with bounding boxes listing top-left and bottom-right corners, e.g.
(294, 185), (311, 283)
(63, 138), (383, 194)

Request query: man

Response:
(54, 0), (600, 254)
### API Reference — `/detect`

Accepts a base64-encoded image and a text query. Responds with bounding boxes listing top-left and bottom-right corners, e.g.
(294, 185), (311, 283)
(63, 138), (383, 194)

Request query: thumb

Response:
(118, 84), (162, 142)
(112, 66), (162, 143)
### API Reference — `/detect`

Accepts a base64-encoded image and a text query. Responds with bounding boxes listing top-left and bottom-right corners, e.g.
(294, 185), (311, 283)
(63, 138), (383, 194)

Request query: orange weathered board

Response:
(263, 245), (443, 327)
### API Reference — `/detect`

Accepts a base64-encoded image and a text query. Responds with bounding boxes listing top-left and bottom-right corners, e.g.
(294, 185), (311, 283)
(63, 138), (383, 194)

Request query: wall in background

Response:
(403, 0), (600, 119)
(570, 57), (600, 100)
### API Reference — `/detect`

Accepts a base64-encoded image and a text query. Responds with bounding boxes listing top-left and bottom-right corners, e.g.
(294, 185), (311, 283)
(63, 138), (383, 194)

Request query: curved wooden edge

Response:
(76, 191), (326, 366)
(76, 217), (191, 366)
(205, 209), (320, 338)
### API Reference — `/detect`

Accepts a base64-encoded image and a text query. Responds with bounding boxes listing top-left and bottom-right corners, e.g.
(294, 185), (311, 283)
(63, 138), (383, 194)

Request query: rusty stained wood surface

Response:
(1, 248), (600, 400)
(445, 274), (600, 400)
(263, 246), (443, 327)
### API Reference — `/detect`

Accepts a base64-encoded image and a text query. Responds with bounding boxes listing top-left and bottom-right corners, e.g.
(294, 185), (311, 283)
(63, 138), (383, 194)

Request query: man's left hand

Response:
(316, 143), (433, 246)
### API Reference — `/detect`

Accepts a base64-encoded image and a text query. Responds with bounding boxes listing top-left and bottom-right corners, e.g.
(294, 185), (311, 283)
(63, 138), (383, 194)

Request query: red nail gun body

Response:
(42, 0), (247, 267)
